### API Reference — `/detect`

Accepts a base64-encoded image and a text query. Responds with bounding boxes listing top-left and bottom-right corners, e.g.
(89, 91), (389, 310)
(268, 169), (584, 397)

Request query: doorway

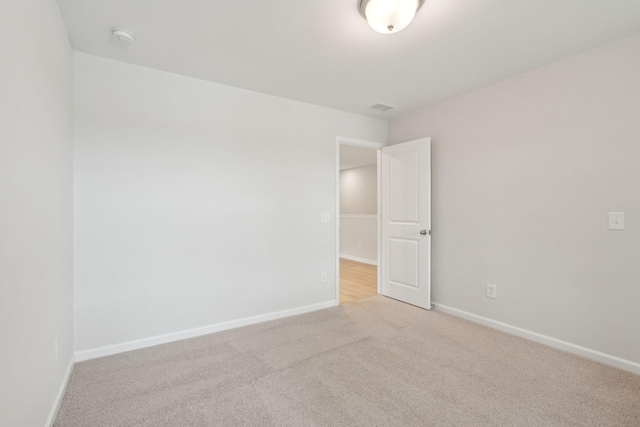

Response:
(336, 136), (432, 309)
(336, 137), (384, 304)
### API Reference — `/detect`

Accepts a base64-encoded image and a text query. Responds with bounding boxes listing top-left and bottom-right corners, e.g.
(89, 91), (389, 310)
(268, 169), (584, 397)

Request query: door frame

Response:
(335, 136), (387, 306)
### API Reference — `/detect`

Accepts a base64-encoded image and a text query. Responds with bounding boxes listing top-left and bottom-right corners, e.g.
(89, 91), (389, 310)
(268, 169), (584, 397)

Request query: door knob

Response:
(420, 229), (428, 235)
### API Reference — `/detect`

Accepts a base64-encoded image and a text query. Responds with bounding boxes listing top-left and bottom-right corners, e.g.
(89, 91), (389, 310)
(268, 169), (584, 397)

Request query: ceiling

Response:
(56, 0), (640, 120)
(340, 145), (377, 170)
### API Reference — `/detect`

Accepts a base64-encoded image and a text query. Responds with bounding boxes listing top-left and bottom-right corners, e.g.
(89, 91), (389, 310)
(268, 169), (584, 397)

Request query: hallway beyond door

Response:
(339, 258), (377, 303)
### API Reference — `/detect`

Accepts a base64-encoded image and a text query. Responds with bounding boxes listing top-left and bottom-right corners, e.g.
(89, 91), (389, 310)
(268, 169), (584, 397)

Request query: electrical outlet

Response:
(320, 272), (327, 283)
(320, 212), (330, 223)
(608, 212), (625, 230)
(54, 339), (60, 362)
(486, 284), (497, 299)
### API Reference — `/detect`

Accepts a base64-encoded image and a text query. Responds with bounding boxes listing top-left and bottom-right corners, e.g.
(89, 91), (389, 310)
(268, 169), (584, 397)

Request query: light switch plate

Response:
(608, 212), (625, 230)
(486, 284), (497, 299)
(320, 212), (330, 223)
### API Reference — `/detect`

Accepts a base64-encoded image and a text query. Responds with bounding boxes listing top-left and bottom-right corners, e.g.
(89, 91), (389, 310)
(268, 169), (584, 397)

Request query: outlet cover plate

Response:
(608, 212), (625, 230)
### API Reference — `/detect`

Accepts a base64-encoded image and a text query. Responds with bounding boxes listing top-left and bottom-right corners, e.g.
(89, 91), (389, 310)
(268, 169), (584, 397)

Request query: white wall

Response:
(0, 0), (74, 425)
(74, 53), (387, 353)
(390, 33), (640, 365)
(340, 164), (378, 263)
(339, 217), (378, 264)
(340, 164), (377, 215)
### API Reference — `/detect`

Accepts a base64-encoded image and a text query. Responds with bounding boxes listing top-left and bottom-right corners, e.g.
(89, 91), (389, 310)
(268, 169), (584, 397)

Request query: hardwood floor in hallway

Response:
(339, 258), (377, 304)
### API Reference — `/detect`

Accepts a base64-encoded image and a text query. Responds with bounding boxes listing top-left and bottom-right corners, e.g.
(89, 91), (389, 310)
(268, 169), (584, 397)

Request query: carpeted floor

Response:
(55, 296), (640, 426)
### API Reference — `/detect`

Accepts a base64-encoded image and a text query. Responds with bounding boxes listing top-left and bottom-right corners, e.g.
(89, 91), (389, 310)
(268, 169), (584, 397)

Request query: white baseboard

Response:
(339, 254), (377, 266)
(75, 300), (336, 362)
(46, 354), (75, 427)
(434, 303), (640, 376)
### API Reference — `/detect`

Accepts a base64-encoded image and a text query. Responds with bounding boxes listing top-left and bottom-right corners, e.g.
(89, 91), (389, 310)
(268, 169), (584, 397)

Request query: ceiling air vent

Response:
(369, 103), (395, 112)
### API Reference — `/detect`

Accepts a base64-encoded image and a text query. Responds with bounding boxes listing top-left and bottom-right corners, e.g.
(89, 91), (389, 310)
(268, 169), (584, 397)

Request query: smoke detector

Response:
(112, 28), (135, 44)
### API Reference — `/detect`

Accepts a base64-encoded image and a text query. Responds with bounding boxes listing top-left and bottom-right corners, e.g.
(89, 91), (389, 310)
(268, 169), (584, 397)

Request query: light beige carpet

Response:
(55, 296), (640, 426)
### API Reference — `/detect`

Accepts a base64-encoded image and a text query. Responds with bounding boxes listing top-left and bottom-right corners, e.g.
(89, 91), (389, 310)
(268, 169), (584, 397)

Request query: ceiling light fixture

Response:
(359, 0), (425, 34)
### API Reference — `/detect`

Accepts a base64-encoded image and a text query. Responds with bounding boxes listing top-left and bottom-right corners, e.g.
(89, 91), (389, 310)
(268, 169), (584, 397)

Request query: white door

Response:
(381, 137), (431, 309)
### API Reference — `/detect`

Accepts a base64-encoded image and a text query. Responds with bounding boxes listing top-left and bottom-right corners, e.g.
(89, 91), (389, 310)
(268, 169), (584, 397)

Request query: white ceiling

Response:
(340, 145), (378, 171)
(56, 0), (640, 120)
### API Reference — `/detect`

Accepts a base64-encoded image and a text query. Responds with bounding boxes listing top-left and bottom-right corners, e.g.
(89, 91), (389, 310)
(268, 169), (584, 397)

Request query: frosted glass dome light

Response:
(359, 0), (424, 34)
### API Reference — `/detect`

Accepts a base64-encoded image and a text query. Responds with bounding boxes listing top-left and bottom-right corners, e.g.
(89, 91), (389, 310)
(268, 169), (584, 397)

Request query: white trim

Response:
(340, 214), (378, 219)
(434, 303), (640, 376)
(336, 138), (341, 305)
(46, 354), (75, 427)
(337, 136), (386, 149)
(376, 149), (382, 294)
(75, 300), (335, 362)
(339, 254), (378, 266)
